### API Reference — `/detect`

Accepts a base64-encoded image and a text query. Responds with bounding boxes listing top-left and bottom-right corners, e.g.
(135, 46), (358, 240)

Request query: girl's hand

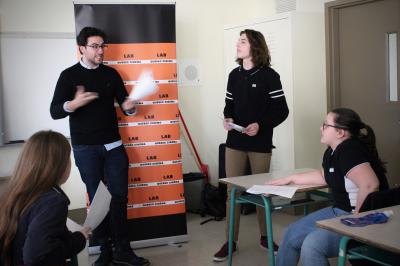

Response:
(265, 176), (292, 186)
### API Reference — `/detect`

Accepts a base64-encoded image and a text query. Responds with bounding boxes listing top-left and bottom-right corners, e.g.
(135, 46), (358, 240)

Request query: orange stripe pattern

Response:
(108, 43), (185, 219)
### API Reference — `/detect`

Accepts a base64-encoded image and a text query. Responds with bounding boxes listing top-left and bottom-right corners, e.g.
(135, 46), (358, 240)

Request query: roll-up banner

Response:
(74, 3), (188, 248)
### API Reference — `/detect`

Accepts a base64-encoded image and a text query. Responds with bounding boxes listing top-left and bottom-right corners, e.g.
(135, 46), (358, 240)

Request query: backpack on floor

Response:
(200, 183), (226, 224)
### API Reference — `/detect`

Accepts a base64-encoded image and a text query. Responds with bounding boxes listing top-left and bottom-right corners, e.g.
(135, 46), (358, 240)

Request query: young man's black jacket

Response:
(224, 65), (289, 153)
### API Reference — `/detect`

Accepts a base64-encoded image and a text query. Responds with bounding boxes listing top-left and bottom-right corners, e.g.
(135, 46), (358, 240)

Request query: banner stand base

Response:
(88, 234), (189, 255)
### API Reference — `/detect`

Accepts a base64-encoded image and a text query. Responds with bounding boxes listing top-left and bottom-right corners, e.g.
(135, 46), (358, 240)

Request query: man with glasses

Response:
(50, 27), (150, 266)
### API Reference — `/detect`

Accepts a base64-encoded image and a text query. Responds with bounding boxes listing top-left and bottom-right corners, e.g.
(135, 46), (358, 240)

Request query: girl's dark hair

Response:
(236, 29), (271, 67)
(331, 107), (386, 172)
(0, 130), (71, 265)
(76, 26), (107, 46)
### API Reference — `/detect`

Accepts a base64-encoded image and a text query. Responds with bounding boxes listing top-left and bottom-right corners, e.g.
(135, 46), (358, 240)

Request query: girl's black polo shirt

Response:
(322, 138), (388, 212)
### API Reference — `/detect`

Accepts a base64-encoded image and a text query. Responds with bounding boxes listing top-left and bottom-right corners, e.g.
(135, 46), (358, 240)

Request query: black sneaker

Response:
(260, 236), (279, 254)
(213, 241), (237, 262)
(93, 243), (113, 266)
(112, 247), (150, 266)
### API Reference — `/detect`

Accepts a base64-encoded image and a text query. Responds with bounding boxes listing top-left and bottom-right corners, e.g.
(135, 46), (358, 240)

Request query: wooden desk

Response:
(220, 168), (330, 266)
(317, 205), (400, 266)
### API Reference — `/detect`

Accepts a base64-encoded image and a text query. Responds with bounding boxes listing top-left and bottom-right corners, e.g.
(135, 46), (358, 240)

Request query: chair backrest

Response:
(359, 187), (400, 212)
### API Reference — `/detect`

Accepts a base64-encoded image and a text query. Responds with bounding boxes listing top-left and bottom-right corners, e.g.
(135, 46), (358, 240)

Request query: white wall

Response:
(0, 0), (328, 209)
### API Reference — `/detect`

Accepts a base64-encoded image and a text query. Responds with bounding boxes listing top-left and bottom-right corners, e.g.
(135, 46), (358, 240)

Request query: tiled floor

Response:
(77, 210), (301, 266)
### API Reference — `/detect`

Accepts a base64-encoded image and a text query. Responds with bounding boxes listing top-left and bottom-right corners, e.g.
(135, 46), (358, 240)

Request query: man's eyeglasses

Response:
(322, 123), (347, 130)
(86, 43), (108, 50)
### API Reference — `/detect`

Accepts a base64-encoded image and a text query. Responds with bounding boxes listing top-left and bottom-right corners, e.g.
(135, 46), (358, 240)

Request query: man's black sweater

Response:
(223, 65), (289, 153)
(50, 63), (127, 145)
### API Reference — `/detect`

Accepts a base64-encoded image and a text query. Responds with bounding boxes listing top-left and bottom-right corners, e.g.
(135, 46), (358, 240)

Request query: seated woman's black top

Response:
(322, 138), (388, 212)
(11, 186), (86, 266)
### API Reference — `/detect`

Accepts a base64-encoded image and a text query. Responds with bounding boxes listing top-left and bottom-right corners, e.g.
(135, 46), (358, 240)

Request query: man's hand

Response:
(121, 98), (137, 113)
(223, 118), (234, 131)
(67, 85), (98, 111)
(243, 122), (259, 136)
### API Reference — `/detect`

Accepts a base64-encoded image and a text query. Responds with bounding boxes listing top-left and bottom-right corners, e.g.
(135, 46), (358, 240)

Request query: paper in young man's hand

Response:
(84, 181), (111, 230)
(129, 69), (158, 100)
(227, 122), (245, 133)
(220, 117), (245, 133)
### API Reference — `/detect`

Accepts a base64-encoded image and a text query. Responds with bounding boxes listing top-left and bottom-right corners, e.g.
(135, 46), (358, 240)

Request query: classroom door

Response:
(326, 0), (400, 187)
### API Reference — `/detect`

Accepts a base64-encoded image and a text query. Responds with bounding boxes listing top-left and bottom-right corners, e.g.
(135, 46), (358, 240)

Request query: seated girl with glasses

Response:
(266, 107), (389, 266)
(0, 130), (91, 266)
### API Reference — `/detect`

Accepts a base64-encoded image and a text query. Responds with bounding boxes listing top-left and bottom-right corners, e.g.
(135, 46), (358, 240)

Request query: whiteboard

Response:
(0, 34), (77, 141)
(223, 14), (295, 172)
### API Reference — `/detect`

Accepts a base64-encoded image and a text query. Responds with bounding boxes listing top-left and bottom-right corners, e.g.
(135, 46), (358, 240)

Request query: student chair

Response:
(348, 187), (400, 266)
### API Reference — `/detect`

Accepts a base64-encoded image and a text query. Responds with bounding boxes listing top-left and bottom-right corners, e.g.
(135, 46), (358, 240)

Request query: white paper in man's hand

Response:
(246, 185), (299, 198)
(84, 181), (111, 230)
(129, 69), (158, 100)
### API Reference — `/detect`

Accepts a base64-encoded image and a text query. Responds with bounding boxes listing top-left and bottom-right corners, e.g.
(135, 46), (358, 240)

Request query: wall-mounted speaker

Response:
(177, 59), (201, 86)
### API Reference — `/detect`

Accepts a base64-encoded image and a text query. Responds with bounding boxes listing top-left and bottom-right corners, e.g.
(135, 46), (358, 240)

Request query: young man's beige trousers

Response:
(224, 147), (271, 241)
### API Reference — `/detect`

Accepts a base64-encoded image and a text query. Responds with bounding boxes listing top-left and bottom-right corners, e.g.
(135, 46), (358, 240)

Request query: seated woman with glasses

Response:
(266, 107), (389, 266)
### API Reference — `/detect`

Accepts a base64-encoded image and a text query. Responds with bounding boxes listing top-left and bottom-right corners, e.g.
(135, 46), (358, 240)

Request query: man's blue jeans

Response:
(276, 206), (350, 266)
(73, 144), (129, 247)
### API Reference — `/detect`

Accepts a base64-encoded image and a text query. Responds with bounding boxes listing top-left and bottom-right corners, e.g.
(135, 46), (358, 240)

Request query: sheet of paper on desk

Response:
(67, 218), (83, 232)
(84, 181), (111, 230)
(247, 185), (299, 198)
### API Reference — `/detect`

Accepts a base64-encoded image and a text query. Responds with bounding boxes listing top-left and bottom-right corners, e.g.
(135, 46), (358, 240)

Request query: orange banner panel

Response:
(104, 43), (176, 61)
(127, 204), (185, 219)
(121, 84), (178, 102)
(112, 64), (176, 81)
(128, 164), (183, 184)
(120, 124), (180, 143)
(127, 183), (185, 218)
(125, 144), (181, 164)
(128, 184), (184, 203)
(122, 84), (178, 101)
(117, 104), (179, 123)
(77, 5), (183, 224)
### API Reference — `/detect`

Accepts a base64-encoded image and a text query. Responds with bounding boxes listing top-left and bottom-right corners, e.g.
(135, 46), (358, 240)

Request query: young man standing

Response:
(214, 29), (289, 262)
(50, 27), (150, 266)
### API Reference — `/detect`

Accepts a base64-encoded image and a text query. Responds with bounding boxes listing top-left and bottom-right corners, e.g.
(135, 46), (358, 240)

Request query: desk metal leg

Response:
(261, 195), (275, 266)
(338, 236), (350, 266)
(303, 192), (309, 215)
(228, 187), (237, 266)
